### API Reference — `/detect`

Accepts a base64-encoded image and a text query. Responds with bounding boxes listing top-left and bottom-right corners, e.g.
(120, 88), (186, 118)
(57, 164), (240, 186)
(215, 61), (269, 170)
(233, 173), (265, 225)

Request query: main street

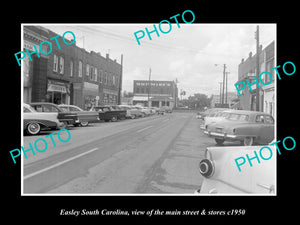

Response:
(23, 112), (217, 194)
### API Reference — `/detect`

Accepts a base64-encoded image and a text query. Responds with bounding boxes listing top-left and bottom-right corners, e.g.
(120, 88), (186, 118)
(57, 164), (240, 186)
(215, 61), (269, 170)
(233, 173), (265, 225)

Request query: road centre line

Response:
(136, 126), (154, 133)
(23, 147), (99, 180)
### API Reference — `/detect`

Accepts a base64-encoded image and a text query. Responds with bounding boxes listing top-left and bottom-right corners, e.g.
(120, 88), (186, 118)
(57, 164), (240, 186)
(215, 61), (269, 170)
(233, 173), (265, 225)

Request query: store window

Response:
(94, 67), (98, 82)
(112, 75), (116, 86)
(86, 64), (90, 76)
(78, 61), (83, 77)
(70, 60), (73, 77)
(53, 54), (58, 72)
(59, 56), (64, 74)
(104, 72), (108, 85)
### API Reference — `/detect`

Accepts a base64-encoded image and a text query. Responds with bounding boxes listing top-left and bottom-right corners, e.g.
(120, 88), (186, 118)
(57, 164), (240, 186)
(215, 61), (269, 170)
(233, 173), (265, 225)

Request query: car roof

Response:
(229, 110), (271, 115)
(30, 102), (57, 106)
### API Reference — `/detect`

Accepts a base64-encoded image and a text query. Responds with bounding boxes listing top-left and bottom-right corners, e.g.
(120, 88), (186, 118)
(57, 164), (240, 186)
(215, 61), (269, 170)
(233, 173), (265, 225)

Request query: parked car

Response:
(200, 108), (228, 120)
(195, 144), (275, 194)
(90, 105), (126, 122)
(204, 110), (274, 146)
(115, 105), (140, 119)
(157, 107), (165, 115)
(29, 102), (78, 125)
(161, 106), (172, 113)
(23, 103), (65, 135)
(196, 111), (202, 119)
(132, 105), (151, 117)
(58, 104), (99, 127)
(149, 107), (158, 115)
(202, 110), (234, 130)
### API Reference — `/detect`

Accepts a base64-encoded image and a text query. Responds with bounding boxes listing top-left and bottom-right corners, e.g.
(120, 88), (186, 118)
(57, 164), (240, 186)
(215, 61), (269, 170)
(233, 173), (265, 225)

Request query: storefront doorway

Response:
(47, 79), (70, 105)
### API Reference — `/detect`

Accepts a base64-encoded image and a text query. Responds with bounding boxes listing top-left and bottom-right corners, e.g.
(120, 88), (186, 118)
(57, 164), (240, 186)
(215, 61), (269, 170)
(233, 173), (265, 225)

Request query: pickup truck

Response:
(29, 102), (78, 125)
(90, 105), (126, 122)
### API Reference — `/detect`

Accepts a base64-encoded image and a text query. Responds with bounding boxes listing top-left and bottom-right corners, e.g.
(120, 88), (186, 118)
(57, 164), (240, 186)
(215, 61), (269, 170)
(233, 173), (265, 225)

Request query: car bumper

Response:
(204, 130), (237, 139)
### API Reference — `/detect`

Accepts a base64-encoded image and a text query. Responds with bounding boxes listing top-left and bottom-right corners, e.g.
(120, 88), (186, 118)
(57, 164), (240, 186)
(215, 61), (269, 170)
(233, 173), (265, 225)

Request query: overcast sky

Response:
(42, 23), (276, 98)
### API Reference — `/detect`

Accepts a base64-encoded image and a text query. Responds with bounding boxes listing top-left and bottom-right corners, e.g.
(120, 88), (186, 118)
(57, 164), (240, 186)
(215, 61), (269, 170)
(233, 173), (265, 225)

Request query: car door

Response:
(261, 115), (275, 144)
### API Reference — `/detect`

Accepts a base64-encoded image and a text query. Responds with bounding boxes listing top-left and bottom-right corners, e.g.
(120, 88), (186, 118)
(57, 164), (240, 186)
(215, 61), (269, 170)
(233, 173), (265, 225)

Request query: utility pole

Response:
(147, 68), (151, 107)
(255, 25), (260, 111)
(222, 64), (226, 105)
(118, 54), (123, 105)
(225, 71), (230, 105)
(219, 82), (222, 104)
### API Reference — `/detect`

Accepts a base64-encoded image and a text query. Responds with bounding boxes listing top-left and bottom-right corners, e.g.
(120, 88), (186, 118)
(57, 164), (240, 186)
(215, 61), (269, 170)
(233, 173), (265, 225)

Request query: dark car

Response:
(29, 102), (78, 125)
(59, 104), (100, 127)
(90, 105), (126, 122)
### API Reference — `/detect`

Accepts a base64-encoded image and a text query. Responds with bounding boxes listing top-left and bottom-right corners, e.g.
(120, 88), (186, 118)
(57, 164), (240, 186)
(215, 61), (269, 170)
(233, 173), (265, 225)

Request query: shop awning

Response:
(132, 96), (149, 101)
(150, 96), (174, 101)
(47, 83), (67, 93)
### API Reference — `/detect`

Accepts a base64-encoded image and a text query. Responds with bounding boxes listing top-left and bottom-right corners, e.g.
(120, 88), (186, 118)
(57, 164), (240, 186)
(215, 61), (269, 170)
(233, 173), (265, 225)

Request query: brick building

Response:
(23, 26), (49, 103)
(133, 80), (178, 108)
(23, 26), (123, 110)
(236, 41), (275, 116)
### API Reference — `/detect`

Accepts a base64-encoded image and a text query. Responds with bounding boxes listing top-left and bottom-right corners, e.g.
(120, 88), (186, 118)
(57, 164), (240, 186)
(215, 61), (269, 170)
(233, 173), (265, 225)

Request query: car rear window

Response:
(227, 113), (249, 121)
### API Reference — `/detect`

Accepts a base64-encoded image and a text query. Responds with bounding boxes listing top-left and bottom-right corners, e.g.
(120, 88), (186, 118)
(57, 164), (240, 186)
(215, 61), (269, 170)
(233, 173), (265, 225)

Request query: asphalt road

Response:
(23, 112), (218, 194)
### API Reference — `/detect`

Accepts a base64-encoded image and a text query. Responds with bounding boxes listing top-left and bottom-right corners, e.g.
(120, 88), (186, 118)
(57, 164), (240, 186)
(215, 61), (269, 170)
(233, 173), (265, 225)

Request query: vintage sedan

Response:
(204, 110), (274, 146)
(202, 110), (234, 130)
(30, 102), (78, 125)
(91, 105), (126, 122)
(23, 103), (65, 135)
(59, 104), (100, 127)
(195, 144), (275, 194)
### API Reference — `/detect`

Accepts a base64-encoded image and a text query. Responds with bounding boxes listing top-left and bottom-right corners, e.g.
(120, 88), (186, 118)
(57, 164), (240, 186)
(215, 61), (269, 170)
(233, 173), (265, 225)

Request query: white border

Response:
(21, 23), (277, 196)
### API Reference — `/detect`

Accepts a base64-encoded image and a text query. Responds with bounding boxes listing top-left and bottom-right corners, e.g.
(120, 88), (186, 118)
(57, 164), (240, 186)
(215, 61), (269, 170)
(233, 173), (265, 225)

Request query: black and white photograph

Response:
(21, 23), (277, 195)
(4, 4), (298, 224)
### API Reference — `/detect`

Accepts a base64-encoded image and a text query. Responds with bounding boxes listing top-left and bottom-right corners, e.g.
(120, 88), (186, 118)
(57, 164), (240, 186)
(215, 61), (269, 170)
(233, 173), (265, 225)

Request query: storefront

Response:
(103, 89), (118, 105)
(23, 26), (49, 103)
(46, 79), (70, 104)
(83, 82), (99, 110)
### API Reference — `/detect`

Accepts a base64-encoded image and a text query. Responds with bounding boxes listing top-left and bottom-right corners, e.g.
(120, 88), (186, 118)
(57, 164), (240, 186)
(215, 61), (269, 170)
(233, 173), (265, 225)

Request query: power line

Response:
(74, 25), (204, 54)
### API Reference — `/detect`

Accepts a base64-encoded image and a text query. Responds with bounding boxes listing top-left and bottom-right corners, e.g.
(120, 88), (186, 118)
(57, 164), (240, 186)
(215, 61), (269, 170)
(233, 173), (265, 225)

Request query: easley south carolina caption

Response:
(59, 208), (246, 216)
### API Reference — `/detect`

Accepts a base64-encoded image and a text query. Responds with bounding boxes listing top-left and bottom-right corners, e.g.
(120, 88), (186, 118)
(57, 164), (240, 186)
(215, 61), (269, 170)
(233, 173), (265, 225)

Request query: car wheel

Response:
(215, 138), (225, 145)
(131, 115), (136, 119)
(26, 122), (41, 135)
(243, 137), (254, 146)
(111, 116), (118, 122)
(80, 121), (89, 127)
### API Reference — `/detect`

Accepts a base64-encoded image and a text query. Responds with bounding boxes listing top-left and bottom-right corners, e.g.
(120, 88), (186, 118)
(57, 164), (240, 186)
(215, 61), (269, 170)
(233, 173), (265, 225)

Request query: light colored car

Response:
(59, 104), (99, 127)
(133, 105), (151, 117)
(195, 144), (275, 194)
(23, 103), (64, 135)
(202, 110), (234, 130)
(160, 106), (172, 113)
(116, 105), (137, 119)
(204, 110), (274, 146)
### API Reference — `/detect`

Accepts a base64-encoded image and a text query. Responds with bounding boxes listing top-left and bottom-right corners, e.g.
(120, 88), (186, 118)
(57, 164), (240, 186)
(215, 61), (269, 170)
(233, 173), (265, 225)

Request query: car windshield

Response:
(23, 105), (36, 113)
(227, 113), (249, 121)
(59, 107), (68, 112)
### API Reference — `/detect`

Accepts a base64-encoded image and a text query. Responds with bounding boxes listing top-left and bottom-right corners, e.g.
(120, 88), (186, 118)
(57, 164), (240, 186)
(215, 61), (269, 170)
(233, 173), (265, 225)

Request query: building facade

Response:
(236, 41), (275, 116)
(23, 26), (123, 110)
(23, 26), (49, 103)
(133, 80), (178, 108)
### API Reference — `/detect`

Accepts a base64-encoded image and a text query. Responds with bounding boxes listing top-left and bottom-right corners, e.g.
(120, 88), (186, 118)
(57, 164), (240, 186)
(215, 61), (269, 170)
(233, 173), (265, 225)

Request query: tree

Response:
(187, 93), (211, 110)
(123, 91), (133, 98)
